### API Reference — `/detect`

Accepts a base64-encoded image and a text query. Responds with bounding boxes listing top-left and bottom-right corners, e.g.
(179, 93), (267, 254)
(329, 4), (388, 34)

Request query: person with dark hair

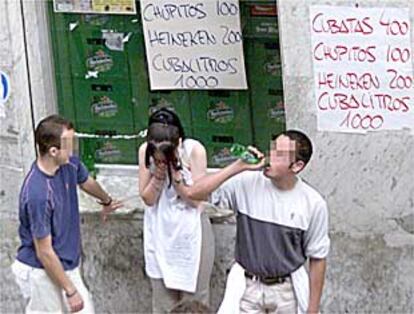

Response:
(173, 130), (329, 314)
(138, 108), (215, 313)
(11, 114), (122, 313)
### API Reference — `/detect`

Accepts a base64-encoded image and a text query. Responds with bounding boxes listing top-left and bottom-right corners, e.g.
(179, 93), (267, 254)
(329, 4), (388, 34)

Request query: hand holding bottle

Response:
(230, 144), (266, 170)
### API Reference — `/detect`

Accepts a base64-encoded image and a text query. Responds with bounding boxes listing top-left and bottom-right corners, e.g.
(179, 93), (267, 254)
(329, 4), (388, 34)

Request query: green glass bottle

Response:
(230, 143), (261, 164)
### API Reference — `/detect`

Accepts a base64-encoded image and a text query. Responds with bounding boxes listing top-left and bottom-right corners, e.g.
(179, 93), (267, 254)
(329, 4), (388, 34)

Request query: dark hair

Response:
(169, 300), (212, 314)
(273, 130), (313, 165)
(145, 122), (182, 186)
(148, 108), (185, 139)
(35, 115), (74, 156)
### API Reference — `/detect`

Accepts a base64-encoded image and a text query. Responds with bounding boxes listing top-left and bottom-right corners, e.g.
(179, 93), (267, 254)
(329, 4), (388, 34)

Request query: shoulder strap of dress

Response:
(180, 139), (197, 169)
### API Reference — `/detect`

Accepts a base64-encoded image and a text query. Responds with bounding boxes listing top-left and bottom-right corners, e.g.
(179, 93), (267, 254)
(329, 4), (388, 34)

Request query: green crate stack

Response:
(69, 15), (138, 165)
(48, 5), (140, 166)
(247, 39), (285, 153)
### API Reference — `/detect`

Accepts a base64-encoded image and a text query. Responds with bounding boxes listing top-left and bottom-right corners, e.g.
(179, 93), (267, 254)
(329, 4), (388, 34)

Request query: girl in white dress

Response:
(138, 108), (215, 313)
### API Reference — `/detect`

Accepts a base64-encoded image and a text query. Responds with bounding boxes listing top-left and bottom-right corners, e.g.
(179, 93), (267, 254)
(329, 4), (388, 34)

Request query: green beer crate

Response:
(71, 78), (135, 127)
(190, 90), (251, 133)
(193, 127), (252, 168)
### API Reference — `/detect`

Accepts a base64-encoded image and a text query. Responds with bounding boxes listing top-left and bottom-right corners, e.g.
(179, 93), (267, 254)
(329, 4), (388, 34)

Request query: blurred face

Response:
(55, 128), (75, 165)
(263, 135), (302, 179)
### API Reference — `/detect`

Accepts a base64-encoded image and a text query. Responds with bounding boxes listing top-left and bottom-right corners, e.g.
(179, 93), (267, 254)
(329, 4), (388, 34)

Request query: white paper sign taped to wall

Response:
(140, 0), (248, 90)
(310, 6), (414, 133)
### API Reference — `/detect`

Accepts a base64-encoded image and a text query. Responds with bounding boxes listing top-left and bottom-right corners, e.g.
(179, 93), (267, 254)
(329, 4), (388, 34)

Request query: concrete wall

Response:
(1, 0), (414, 313)
(278, 0), (414, 312)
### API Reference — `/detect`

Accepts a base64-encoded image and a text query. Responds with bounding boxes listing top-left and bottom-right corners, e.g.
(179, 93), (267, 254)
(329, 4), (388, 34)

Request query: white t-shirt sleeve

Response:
(304, 199), (330, 259)
(211, 173), (243, 211)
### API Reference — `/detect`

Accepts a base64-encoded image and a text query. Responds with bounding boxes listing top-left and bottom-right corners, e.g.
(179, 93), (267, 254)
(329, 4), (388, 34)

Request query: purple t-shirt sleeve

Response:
(77, 161), (89, 184)
(70, 156), (89, 184)
(27, 198), (52, 239)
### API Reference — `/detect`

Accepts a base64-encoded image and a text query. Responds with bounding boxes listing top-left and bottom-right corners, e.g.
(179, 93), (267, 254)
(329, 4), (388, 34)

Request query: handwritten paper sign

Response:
(310, 6), (414, 133)
(141, 0), (248, 90)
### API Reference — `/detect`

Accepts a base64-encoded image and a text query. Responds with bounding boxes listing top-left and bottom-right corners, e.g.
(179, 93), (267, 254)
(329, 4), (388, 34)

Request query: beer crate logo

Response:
(267, 100), (285, 121)
(212, 147), (238, 166)
(86, 50), (113, 72)
(91, 96), (118, 117)
(207, 101), (234, 123)
(254, 21), (278, 36)
(95, 142), (122, 162)
(263, 56), (281, 76)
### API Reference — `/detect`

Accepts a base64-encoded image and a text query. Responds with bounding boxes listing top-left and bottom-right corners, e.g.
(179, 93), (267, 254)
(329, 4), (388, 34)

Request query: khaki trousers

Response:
(240, 277), (297, 314)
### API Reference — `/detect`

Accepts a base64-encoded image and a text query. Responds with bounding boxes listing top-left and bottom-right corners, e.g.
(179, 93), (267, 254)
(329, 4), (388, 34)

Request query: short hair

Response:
(273, 130), (313, 165)
(169, 299), (212, 314)
(35, 115), (74, 156)
(148, 108), (185, 139)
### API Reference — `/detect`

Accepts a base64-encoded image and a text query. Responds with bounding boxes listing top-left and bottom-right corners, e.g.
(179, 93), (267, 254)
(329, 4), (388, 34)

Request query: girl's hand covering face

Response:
(152, 156), (167, 180)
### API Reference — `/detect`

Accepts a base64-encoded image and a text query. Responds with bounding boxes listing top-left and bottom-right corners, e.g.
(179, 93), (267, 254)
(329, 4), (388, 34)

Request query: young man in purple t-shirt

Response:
(12, 115), (122, 313)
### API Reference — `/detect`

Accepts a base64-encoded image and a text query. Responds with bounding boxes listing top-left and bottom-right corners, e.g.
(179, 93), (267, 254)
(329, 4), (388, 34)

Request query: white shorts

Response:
(11, 260), (95, 314)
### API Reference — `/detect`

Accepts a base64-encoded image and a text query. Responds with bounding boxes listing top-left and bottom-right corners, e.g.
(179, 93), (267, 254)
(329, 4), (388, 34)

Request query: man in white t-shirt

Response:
(181, 130), (330, 314)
